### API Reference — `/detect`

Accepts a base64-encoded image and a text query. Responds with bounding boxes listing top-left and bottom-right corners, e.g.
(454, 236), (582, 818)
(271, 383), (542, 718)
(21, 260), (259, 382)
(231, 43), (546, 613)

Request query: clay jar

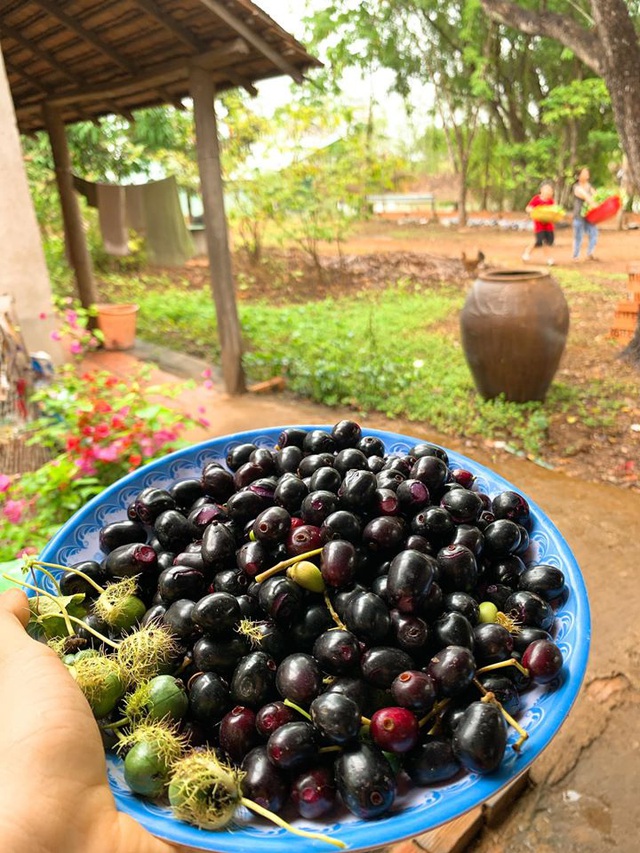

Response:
(460, 269), (570, 403)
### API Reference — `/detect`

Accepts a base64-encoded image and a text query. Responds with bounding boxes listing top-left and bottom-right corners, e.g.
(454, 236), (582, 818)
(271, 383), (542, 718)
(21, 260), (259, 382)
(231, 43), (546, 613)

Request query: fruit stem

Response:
(474, 679), (529, 752)
(254, 548), (323, 584)
(240, 797), (346, 848)
(417, 698), (450, 729)
(323, 591), (347, 631)
(27, 559), (106, 597)
(30, 565), (64, 597)
(45, 562), (106, 596)
(65, 614), (120, 649)
(476, 658), (530, 678)
(4, 574), (75, 637)
(318, 745), (342, 754)
(100, 717), (129, 730)
(283, 698), (312, 721)
(173, 654), (193, 677)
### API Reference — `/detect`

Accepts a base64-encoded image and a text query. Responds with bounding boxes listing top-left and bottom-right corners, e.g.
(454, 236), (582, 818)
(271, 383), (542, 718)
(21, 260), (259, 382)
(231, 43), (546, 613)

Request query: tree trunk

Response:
(481, 0), (640, 194)
(458, 159), (469, 226)
(481, 122), (493, 210)
(593, 2), (640, 194)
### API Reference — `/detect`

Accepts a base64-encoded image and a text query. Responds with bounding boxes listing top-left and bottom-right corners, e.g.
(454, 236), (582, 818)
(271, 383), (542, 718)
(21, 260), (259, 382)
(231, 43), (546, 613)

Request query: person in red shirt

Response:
(522, 181), (556, 266)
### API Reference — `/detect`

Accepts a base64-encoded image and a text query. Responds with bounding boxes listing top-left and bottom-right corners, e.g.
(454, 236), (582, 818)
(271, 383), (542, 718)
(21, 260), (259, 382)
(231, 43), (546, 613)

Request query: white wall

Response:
(0, 46), (63, 360)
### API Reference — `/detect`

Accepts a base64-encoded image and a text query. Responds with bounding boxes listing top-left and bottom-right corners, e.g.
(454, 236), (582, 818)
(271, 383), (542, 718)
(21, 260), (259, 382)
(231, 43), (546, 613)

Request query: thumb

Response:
(0, 588), (30, 629)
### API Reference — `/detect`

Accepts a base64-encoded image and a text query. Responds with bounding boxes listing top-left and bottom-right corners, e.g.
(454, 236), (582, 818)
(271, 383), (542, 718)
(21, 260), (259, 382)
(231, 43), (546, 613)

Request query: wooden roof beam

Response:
(224, 70), (258, 97)
(157, 86), (186, 111)
(20, 39), (251, 110)
(131, 0), (203, 52)
(3, 56), (49, 96)
(1, 20), (86, 86)
(30, 0), (139, 74)
(194, 0), (304, 83)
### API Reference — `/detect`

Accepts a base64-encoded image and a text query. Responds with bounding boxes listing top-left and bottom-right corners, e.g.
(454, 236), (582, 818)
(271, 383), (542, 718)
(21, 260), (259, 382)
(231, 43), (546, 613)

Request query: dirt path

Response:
(326, 217), (640, 275)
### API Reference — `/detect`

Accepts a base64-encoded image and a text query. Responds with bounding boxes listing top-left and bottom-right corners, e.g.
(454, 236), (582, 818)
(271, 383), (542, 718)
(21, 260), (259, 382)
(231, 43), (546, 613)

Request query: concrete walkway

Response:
(84, 346), (640, 853)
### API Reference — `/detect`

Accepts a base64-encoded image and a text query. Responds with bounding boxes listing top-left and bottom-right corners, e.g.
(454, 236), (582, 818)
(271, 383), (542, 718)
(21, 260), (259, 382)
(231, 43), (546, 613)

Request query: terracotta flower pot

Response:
(460, 269), (570, 403)
(95, 303), (139, 351)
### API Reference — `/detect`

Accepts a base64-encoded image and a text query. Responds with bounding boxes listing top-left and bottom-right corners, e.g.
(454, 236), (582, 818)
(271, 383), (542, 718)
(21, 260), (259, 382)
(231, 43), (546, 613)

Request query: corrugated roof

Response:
(1, 0), (321, 132)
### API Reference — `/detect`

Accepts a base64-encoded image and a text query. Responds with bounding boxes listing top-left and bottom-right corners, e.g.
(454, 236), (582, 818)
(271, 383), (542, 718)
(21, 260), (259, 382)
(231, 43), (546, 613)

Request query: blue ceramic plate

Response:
(37, 427), (590, 852)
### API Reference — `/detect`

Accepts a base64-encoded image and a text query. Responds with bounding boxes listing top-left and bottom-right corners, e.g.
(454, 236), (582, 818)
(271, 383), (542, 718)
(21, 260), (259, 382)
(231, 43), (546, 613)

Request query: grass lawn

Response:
(98, 265), (633, 461)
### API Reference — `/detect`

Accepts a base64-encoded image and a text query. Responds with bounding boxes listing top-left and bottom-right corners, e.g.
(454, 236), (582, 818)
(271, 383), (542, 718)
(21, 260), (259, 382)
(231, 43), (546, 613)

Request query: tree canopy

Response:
(305, 0), (631, 216)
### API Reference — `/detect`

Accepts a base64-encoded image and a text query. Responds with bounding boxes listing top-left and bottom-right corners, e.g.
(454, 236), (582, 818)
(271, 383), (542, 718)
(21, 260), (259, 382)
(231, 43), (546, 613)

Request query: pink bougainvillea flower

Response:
(197, 406), (207, 414)
(65, 309), (79, 327)
(201, 368), (212, 379)
(152, 429), (177, 446)
(4, 499), (26, 524)
(198, 417), (211, 428)
(75, 458), (96, 476)
(128, 453), (142, 467)
(50, 330), (62, 342)
(203, 379), (214, 390)
(94, 423), (111, 440)
(140, 438), (154, 456)
(0, 473), (11, 493)
(69, 340), (83, 355)
(16, 546), (38, 558)
(94, 444), (119, 462)
(39, 312), (47, 320)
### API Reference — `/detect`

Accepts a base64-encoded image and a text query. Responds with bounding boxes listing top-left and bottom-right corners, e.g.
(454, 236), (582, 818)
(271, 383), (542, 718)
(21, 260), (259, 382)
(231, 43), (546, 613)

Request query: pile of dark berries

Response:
(52, 421), (567, 834)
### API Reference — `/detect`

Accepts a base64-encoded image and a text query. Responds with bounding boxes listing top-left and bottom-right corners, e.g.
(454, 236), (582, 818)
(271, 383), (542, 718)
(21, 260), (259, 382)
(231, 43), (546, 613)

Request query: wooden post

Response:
(42, 102), (99, 310)
(190, 66), (245, 394)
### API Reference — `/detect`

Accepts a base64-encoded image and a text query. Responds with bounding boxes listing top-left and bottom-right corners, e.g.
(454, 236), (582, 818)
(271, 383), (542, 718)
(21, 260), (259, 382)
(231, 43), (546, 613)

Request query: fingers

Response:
(0, 588), (30, 628)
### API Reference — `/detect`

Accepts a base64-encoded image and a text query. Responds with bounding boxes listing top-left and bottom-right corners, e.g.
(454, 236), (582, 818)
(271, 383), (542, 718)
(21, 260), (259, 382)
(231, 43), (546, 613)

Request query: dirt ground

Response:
(178, 217), (640, 493)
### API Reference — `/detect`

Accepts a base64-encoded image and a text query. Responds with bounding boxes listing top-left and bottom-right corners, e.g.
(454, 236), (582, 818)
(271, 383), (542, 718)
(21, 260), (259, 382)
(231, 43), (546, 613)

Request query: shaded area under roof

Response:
(1, 0), (321, 133)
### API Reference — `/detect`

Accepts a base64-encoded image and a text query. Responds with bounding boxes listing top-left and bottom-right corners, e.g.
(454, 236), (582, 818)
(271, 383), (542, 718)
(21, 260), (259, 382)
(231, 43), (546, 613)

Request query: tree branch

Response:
(480, 0), (603, 75)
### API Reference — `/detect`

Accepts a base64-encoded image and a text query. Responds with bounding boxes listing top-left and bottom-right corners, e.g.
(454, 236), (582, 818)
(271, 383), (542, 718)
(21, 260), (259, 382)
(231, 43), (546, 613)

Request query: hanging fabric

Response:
(96, 183), (128, 256)
(73, 175), (194, 266)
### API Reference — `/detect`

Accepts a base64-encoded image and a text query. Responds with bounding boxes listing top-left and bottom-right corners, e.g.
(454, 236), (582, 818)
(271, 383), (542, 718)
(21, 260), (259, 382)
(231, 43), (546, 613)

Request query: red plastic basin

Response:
(585, 195), (621, 224)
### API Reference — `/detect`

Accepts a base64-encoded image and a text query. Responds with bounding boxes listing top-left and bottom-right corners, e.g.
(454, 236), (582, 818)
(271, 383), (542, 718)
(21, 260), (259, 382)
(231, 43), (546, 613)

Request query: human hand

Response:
(0, 589), (198, 853)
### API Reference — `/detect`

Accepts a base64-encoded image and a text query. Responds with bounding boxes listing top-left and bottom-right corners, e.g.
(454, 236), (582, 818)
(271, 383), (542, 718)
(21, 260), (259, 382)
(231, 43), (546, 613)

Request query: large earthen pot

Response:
(460, 269), (570, 403)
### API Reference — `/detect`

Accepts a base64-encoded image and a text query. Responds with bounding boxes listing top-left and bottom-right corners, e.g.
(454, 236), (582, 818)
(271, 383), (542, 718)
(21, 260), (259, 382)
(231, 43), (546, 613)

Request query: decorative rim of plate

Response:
(37, 426), (591, 852)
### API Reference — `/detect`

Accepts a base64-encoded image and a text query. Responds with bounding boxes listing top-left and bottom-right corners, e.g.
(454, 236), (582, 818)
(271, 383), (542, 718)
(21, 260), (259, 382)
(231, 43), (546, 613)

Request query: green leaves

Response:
(28, 593), (87, 639)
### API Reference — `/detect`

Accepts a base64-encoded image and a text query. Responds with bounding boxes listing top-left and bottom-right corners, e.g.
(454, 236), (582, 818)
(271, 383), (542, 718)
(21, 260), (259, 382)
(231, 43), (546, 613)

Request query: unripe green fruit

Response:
(287, 560), (325, 593)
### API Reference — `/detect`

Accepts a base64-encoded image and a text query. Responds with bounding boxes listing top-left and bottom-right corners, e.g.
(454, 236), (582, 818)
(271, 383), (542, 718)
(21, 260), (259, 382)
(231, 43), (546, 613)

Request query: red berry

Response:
(370, 706), (419, 754)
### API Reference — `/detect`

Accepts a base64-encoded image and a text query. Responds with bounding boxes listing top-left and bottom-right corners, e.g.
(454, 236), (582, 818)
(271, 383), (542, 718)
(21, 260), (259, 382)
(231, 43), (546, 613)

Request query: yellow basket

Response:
(530, 206), (565, 224)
